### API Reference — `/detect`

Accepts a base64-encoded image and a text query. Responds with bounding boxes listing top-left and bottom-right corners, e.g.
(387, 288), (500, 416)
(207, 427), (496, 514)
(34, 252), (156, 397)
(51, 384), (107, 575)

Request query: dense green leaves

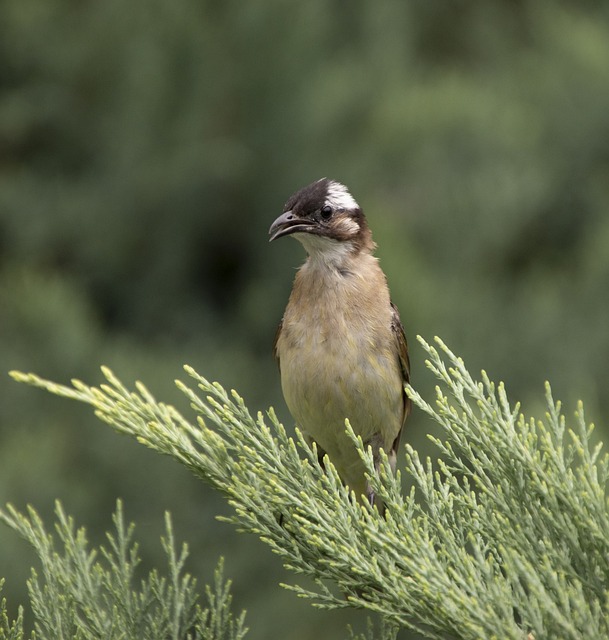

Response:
(9, 337), (609, 638)
(0, 502), (247, 640)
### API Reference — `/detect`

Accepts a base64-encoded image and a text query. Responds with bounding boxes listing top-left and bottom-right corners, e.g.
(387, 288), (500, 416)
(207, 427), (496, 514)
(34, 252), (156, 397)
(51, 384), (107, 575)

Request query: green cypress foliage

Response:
(0, 502), (247, 640)
(6, 336), (608, 638)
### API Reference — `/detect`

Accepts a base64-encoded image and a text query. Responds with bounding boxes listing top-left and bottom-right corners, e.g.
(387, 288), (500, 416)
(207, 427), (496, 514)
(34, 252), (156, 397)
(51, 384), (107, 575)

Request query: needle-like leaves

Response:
(7, 336), (609, 638)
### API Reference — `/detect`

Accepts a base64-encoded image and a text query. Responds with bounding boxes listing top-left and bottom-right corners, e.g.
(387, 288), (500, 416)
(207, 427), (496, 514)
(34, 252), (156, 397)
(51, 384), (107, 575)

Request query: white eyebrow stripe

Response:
(325, 181), (359, 210)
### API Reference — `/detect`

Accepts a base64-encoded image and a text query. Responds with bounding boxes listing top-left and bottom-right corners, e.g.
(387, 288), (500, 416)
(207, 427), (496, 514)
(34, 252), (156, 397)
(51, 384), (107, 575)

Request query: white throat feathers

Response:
(292, 232), (355, 270)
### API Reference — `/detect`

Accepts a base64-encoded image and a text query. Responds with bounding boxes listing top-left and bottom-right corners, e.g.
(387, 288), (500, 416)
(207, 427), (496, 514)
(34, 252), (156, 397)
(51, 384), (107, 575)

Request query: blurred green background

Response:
(1, 1), (608, 638)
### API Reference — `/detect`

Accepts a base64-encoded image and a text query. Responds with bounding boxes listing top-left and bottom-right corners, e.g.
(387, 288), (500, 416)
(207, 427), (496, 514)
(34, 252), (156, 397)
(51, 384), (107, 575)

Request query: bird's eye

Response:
(320, 205), (333, 220)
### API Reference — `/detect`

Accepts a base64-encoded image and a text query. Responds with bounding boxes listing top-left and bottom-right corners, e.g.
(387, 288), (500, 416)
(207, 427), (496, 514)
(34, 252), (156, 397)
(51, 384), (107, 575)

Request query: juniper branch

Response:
(9, 336), (609, 639)
(0, 501), (247, 640)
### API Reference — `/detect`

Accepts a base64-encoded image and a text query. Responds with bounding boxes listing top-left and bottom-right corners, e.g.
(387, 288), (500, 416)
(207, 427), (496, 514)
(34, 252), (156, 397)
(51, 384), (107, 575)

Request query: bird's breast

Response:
(276, 261), (403, 489)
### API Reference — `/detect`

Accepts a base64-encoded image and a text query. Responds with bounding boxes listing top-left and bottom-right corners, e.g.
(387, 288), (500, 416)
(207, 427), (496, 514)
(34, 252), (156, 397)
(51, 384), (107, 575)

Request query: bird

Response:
(269, 178), (410, 509)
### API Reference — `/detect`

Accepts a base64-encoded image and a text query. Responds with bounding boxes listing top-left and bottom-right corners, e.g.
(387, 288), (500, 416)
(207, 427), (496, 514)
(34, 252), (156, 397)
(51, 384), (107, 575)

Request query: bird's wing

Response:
(273, 319), (283, 371)
(390, 301), (411, 451)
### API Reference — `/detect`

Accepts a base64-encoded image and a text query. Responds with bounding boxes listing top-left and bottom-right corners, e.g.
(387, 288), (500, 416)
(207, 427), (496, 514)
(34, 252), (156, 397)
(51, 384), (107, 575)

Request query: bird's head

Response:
(269, 178), (374, 259)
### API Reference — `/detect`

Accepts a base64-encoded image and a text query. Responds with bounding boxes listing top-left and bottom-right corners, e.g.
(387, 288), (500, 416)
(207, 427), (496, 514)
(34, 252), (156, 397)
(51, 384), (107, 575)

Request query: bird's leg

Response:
(365, 434), (384, 509)
(364, 434), (400, 512)
(277, 436), (325, 528)
(306, 435), (326, 470)
(367, 488), (377, 508)
(372, 433), (401, 511)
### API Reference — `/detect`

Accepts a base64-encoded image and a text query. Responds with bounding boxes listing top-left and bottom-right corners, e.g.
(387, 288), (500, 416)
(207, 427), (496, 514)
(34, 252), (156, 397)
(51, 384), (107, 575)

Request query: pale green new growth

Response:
(8, 336), (609, 638)
(0, 583), (26, 640)
(0, 502), (247, 640)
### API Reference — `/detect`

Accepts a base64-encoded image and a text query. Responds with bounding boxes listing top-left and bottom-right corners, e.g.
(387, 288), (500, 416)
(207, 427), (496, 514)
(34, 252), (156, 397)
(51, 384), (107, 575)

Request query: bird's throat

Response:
(293, 233), (358, 272)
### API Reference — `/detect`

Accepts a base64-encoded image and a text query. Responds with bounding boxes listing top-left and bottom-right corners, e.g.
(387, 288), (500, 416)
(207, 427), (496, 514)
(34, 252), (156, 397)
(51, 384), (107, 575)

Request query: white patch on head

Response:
(324, 180), (359, 211)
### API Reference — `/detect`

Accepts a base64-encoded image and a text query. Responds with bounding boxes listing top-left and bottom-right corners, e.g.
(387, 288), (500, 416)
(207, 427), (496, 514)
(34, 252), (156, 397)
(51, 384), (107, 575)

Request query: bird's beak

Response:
(268, 210), (314, 242)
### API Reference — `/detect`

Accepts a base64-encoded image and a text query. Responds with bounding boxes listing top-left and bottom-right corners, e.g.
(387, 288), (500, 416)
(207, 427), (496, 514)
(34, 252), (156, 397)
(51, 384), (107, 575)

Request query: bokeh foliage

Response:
(1, 1), (609, 638)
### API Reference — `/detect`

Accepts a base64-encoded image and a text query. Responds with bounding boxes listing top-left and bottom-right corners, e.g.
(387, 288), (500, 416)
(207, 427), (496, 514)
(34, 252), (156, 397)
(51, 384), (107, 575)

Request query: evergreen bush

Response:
(5, 337), (607, 638)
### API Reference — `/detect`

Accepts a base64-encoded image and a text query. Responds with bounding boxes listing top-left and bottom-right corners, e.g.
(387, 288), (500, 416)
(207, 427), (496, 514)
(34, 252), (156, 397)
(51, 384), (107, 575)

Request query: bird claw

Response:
(367, 488), (376, 509)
